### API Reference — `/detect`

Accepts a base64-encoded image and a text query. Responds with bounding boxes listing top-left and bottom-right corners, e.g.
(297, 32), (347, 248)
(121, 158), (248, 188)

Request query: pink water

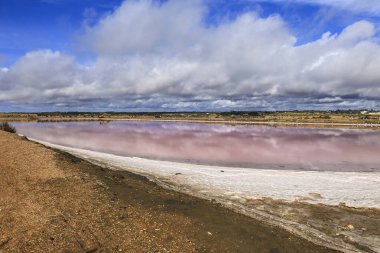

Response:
(14, 121), (380, 172)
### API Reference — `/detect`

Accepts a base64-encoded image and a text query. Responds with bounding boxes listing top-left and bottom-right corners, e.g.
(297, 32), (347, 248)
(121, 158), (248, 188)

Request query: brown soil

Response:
(0, 130), (338, 253)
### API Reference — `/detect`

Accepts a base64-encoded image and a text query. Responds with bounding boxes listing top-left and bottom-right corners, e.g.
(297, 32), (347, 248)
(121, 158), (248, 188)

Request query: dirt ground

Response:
(0, 130), (340, 253)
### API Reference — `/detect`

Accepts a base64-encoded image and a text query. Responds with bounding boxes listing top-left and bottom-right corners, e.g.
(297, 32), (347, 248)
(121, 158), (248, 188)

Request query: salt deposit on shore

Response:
(31, 138), (380, 209)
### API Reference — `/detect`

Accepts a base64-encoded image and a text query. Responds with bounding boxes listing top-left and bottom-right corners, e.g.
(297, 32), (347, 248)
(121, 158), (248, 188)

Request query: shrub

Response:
(0, 122), (17, 133)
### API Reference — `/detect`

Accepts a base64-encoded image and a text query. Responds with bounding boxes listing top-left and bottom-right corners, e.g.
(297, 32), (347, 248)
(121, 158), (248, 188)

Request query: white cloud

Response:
(271, 0), (380, 15)
(83, 0), (205, 55)
(1, 0), (380, 111)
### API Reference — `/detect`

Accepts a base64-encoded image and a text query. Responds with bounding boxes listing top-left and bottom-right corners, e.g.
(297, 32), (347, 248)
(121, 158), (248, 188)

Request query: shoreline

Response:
(0, 130), (343, 253)
(29, 137), (380, 253)
(0, 117), (380, 130)
(88, 118), (380, 128)
(28, 137), (380, 208)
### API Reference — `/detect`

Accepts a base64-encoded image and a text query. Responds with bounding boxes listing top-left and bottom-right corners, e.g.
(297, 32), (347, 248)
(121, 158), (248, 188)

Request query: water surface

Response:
(14, 121), (380, 172)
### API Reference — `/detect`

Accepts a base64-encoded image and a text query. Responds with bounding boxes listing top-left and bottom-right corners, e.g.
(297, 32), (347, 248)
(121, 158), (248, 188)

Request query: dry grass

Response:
(0, 122), (16, 133)
(1, 111), (380, 126)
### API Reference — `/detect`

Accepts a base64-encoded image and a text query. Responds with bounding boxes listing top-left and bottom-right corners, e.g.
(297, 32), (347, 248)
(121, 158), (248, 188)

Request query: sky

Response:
(1, 0), (380, 112)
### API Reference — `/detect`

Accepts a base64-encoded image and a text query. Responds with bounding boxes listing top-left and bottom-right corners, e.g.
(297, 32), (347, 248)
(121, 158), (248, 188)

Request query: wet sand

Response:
(0, 130), (340, 252)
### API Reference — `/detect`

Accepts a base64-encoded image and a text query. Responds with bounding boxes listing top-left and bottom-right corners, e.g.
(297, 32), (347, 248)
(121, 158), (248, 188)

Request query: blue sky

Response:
(1, 0), (378, 66)
(0, 0), (121, 66)
(1, 0), (380, 111)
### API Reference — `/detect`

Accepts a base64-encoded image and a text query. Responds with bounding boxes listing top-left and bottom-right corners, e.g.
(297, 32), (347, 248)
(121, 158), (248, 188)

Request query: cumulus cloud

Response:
(1, 0), (380, 111)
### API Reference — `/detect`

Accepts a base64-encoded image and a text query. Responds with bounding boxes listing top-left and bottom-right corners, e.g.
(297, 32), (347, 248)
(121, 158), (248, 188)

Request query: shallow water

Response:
(14, 121), (380, 172)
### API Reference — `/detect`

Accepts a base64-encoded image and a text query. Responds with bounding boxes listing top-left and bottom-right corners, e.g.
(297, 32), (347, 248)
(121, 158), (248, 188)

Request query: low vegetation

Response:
(0, 110), (379, 126)
(0, 122), (17, 133)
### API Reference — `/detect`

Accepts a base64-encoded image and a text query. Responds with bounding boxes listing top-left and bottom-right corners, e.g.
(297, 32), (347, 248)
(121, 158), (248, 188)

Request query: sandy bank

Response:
(26, 137), (380, 253)
(0, 130), (341, 252)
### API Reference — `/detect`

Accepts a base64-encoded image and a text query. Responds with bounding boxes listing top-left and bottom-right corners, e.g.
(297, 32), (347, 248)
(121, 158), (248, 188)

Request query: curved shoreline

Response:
(28, 137), (380, 208)
(28, 137), (380, 253)
(3, 131), (345, 253)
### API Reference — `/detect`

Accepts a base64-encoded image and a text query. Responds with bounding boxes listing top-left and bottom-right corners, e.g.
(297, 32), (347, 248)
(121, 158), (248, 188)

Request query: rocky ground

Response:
(0, 130), (340, 252)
